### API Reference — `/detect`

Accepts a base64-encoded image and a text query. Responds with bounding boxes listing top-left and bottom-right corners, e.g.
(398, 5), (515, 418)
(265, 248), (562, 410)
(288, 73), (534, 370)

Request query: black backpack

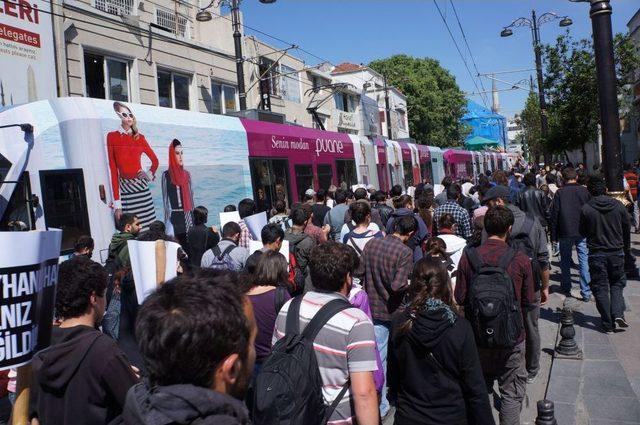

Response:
(252, 297), (352, 425)
(509, 216), (542, 291)
(464, 247), (523, 349)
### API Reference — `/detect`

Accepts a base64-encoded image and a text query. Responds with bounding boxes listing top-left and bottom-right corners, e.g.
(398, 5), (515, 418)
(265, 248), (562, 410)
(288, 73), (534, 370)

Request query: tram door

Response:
(249, 158), (291, 210)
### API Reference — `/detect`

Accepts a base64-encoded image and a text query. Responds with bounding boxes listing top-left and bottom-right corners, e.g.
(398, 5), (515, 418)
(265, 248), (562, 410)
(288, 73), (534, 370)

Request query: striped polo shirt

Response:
(272, 291), (378, 425)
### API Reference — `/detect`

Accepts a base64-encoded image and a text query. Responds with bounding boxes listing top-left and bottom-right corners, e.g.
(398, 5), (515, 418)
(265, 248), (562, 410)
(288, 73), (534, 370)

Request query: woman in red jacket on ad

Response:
(107, 102), (159, 230)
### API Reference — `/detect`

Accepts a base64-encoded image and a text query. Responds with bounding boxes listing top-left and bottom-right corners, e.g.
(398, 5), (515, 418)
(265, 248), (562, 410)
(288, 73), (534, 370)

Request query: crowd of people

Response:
(4, 160), (636, 425)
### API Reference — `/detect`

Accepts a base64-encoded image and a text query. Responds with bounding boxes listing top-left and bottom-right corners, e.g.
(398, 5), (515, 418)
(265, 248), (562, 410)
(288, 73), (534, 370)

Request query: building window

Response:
(84, 52), (129, 101)
(157, 70), (191, 110)
(259, 57), (280, 97)
(335, 93), (357, 113)
(156, 7), (189, 38)
(210, 81), (237, 114)
(280, 64), (300, 103)
(94, 0), (135, 16)
(396, 109), (407, 130)
(312, 114), (328, 130)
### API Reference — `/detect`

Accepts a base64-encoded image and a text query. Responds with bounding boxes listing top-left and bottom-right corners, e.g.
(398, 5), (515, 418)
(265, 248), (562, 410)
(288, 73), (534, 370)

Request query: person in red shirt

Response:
(162, 139), (193, 245)
(455, 205), (535, 425)
(107, 102), (159, 230)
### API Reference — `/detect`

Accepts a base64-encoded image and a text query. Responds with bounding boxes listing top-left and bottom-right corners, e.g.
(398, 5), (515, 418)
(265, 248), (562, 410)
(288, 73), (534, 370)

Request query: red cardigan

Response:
(106, 130), (159, 202)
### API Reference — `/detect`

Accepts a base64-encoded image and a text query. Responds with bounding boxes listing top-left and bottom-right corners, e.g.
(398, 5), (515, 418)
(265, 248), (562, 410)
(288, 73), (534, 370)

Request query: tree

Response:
(541, 33), (639, 165)
(519, 92), (543, 164)
(368, 55), (468, 147)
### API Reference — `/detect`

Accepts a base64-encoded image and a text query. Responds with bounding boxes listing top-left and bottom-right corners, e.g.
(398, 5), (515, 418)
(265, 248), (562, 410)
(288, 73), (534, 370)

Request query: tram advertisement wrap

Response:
(0, 229), (62, 370)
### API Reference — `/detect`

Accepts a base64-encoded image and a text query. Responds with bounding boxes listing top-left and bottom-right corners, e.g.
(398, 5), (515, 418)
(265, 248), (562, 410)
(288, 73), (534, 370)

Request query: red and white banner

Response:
(0, 0), (56, 105)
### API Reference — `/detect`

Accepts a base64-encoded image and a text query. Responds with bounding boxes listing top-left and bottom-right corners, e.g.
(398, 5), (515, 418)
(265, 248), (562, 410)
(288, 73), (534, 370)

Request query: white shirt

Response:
(339, 222), (380, 243)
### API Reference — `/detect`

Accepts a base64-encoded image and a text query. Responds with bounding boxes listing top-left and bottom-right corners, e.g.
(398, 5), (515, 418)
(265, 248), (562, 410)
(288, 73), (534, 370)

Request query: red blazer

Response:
(106, 130), (159, 202)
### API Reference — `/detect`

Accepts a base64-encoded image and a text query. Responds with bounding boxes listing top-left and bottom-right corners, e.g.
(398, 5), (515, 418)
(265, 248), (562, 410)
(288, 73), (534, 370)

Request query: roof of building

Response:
(331, 62), (365, 74)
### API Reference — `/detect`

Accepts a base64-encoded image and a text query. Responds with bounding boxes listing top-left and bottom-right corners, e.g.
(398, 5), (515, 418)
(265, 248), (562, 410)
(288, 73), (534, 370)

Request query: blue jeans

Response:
(559, 237), (591, 298)
(373, 320), (391, 417)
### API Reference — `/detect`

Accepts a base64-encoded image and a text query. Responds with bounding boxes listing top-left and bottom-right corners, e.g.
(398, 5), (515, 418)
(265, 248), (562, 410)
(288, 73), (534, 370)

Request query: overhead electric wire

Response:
(432, 0), (487, 107)
(449, 0), (489, 106)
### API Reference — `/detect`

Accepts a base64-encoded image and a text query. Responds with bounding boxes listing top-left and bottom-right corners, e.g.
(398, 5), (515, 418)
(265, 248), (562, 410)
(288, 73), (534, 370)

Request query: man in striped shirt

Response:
(273, 242), (379, 425)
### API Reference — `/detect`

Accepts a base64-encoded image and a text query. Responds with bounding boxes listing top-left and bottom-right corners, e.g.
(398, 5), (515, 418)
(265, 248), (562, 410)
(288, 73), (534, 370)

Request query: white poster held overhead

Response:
(244, 211), (267, 241)
(248, 240), (289, 263)
(128, 239), (181, 304)
(0, 229), (62, 370)
(0, 0), (57, 105)
(219, 211), (240, 229)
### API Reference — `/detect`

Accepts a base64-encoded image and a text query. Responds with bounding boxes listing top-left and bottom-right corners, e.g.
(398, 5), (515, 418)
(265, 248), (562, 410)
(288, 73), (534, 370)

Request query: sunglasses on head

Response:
(119, 112), (134, 118)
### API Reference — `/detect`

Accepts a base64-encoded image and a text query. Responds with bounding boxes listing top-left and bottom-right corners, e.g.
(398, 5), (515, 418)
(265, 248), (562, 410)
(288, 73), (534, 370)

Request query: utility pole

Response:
(530, 10), (551, 165)
(587, 0), (623, 193)
(384, 74), (392, 139)
(231, 0), (246, 111)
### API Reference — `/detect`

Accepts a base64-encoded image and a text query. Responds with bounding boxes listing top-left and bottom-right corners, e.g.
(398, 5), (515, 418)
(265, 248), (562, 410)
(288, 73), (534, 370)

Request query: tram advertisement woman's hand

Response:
(115, 208), (123, 221)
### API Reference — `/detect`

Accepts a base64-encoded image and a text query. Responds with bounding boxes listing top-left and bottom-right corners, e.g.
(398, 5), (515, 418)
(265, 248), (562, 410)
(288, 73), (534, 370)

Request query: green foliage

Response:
(541, 32), (639, 159)
(519, 92), (542, 162)
(368, 54), (468, 147)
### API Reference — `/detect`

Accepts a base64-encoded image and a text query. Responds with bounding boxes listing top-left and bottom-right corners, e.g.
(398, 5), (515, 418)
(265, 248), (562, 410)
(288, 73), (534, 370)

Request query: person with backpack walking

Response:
(580, 176), (631, 333)
(482, 184), (550, 383)
(371, 190), (394, 228)
(386, 194), (430, 262)
(242, 251), (291, 375)
(258, 242), (379, 425)
(455, 206), (535, 425)
(361, 215), (416, 419)
(432, 184), (472, 240)
(388, 257), (494, 425)
(550, 167), (592, 301)
(201, 221), (249, 271)
(185, 206), (220, 268)
(343, 201), (384, 257)
(284, 206), (316, 293)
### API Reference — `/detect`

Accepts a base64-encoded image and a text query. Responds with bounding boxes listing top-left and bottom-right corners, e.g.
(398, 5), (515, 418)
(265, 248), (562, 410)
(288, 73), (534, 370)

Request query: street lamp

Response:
(500, 11), (573, 165)
(196, 0), (277, 111)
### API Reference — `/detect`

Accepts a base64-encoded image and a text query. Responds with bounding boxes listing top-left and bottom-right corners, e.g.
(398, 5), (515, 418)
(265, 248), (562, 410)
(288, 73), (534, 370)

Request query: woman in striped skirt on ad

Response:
(107, 102), (159, 230)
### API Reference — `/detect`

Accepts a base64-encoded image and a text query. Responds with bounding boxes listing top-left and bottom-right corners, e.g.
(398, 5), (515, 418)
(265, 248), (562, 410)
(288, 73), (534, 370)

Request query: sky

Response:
(240, 0), (639, 120)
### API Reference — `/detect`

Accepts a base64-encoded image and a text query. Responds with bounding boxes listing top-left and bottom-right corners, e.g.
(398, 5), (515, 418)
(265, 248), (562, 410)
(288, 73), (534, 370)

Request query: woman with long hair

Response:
(242, 250), (291, 374)
(107, 102), (159, 230)
(388, 258), (493, 425)
(162, 139), (194, 245)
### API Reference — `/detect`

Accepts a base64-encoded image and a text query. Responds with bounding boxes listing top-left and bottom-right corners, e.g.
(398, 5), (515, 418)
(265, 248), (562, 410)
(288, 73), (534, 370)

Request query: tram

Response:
(0, 98), (517, 259)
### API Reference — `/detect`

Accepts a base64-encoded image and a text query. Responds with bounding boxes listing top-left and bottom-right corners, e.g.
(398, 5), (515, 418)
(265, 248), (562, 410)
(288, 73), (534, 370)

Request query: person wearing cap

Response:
(304, 188), (316, 206)
(482, 183), (549, 384)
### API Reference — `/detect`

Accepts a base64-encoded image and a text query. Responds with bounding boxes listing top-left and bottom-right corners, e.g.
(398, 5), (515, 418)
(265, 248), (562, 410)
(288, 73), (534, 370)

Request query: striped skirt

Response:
(120, 177), (156, 231)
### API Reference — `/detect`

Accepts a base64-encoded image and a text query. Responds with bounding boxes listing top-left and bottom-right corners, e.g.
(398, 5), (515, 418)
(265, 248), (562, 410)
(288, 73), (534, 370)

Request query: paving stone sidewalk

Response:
(545, 235), (640, 425)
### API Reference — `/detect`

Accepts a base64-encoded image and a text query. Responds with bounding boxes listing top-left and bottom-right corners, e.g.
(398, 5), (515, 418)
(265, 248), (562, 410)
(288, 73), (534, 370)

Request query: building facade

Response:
(52, 0), (242, 113)
(622, 8), (640, 164)
(331, 63), (409, 140)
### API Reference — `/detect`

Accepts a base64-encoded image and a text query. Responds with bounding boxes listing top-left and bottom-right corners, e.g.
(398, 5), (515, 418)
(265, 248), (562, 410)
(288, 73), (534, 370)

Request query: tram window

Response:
(249, 158), (291, 210)
(403, 161), (413, 187)
(317, 164), (333, 191)
(294, 165), (314, 202)
(422, 162), (433, 184)
(40, 169), (91, 254)
(0, 171), (35, 231)
(359, 165), (369, 186)
(336, 160), (357, 189)
(466, 161), (474, 178)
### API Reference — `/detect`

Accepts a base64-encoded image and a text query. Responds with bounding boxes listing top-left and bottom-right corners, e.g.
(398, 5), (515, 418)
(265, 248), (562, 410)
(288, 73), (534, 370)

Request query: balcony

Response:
(155, 7), (190, 38)
(94, 0), (135, 16)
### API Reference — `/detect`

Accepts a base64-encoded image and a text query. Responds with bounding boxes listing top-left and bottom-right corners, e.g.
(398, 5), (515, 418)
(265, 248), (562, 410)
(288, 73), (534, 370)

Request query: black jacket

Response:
(112, 382), (251, 425)
(185, 224), (220, 267)
(579, 195), (630, 255)
(30, 326), (138, 425)
(550, 183), (591, 241)
(517, 186), (550, 227)
(372, 202), (394, 227)
(388, 308), (494, 425)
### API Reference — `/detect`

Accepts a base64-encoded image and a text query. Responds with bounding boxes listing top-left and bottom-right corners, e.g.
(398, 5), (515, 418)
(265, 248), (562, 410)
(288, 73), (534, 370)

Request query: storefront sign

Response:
(0, 0), (56, 105)
(338, 111), (357, 130)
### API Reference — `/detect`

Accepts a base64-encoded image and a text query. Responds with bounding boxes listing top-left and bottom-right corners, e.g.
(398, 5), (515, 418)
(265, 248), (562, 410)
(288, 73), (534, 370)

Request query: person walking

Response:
(385, 194), (429, 262)
(550, 167), (592, 301)
(324, 189), (349, 242)
(455, 206), (535, 425)
(185, 206), (220, 268)
(432, 183), (472, 239)
(361, 215), (416, 419)
(389, 258), (494, 425)
(579, 176), (630, 333)
(516, 173), (550, 229)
